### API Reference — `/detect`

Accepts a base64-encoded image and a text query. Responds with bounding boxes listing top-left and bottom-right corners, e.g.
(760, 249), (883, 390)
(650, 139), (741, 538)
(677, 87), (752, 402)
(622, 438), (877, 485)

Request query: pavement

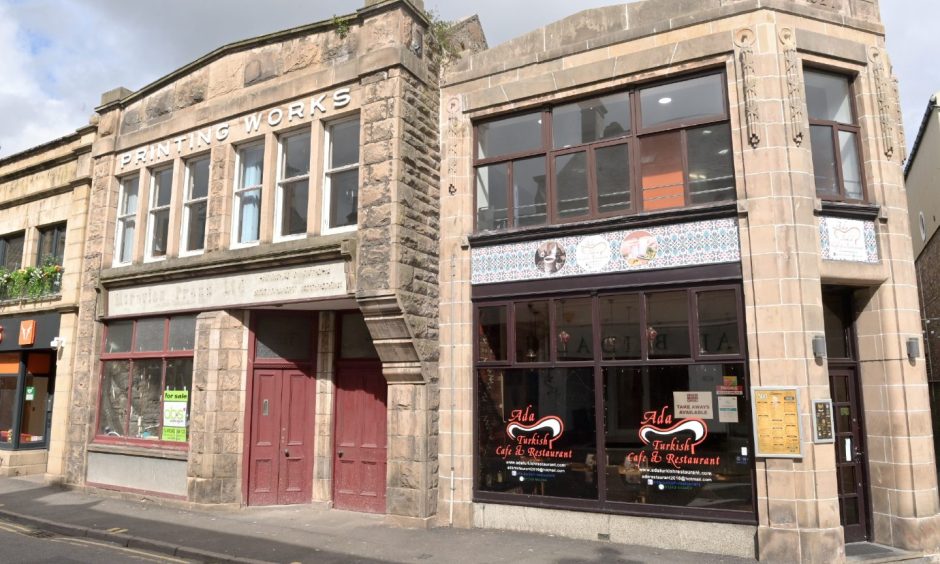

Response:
(0, 475), (758, 563)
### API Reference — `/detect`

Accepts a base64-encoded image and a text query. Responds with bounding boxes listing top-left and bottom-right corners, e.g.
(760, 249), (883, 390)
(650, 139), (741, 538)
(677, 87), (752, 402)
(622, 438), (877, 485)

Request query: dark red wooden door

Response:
(248, 368), (315, 506)
(333, 362), (387, 513)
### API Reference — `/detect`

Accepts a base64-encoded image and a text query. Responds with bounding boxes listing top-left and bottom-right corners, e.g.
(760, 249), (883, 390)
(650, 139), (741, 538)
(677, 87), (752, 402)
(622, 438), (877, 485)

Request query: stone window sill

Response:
(88, 441), (188, 461)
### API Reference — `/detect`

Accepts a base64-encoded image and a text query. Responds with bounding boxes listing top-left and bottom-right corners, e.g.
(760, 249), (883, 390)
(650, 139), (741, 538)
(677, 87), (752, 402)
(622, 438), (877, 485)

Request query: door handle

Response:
(338, 450), (344, 458)
(284, 449), (289, 457)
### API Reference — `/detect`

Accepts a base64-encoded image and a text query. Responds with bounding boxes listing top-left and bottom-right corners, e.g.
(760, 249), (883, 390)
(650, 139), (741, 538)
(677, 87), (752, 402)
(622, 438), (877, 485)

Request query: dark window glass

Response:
(687, 124), (735, 204)
(477, 368), (597, 500)
(330, 120), (360, 168)
(339, 313), (379, 359)
(554, 152), (589, 219)
(553, 93), (630, 149)
(476, 164), (509, 231)
(329, 169), (358, 229)
(98, 360), (130, 436)
(105, 321), (133, 353)
(477, 113), (542, 159)
(513, 157), (548, 227)
(697, 290), (740, 355)
(186, 201), (207, 252)
(599, 294), (641, 360)
(805, 70), (864, 201)
(516, 302), (550, 363)
(478, 306), (508, 362)
(595, 144), (631, 214)
(256, 315), (312, 360)
(556, 298), (593, 361)
(0, 232), (24, 271)
(281, 180), (309, 236)
(36, 223), (66, 266)
(810, 125), (839, 197)
(134, 318), (165, 352)
(640, 132), (684, 211)
(604, 363), (752, 511)
(129, 359), (163, 440)
(647, 292), (690, 358)
(0, 377), (16, 437)
(188, 157), (210, 200)
(640, 74), (725, 128)
(805, 71), (853, 123)
(283, 132), (311, 178)
(839, 131), (863, 200)
(168, 315), (197, 351)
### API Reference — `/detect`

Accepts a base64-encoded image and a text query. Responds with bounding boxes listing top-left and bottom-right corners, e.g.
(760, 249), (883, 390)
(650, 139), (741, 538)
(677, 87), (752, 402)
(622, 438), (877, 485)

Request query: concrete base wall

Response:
(473, 503), (756, 559)
(87, 452), (187, 497)
(0, 449), (48, 477)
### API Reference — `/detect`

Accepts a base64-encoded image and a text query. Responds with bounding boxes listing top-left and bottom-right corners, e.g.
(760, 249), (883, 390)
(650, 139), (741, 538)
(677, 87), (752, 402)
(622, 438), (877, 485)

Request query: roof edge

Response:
(904, 92), (940, 179)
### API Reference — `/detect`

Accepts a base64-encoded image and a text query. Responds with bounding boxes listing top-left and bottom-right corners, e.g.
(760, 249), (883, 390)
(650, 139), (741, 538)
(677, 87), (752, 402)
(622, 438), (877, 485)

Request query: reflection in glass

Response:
(477, 368), (597, 500)
(477, 113), (542, 159)
(810, 125), (839, 197)
(105, 321), (133, 353)
(20, 375), (49, 443)
(478, 306), (508, 362)
(647, 292), (690, 358)
(805, 71), (853, 123)
(555, 298), (593, 361)
(130, 359), (163, 440)
(553, 94), (630, 148)
(513, 157), (548, 227)
(0, 377), (15, 438)
(839, 131), (863, 200)
(135, 318), (165, 352)
(596, 144), (631, 214)
(256, 315), (312, 360)
(476, 164), (509, 230)
(555, 152), (589, 219)
(603, 364), (752, 511)
(98, 361), (130, 436)
(283, 132), (311, 178)
(329, 169), (359, 228)
(687, 124), (735, 204)
(186, 200), (207, 252)
(600, 295), (641, 360)
(640, 74), (724, 128)
(515, 302), (550, 363)
(169, 315), (197, 351)
(697, 290), (740, 355)
(330, 120), (360, 168)
(281, 180), (309, 236)
(640, 132), (684, 211)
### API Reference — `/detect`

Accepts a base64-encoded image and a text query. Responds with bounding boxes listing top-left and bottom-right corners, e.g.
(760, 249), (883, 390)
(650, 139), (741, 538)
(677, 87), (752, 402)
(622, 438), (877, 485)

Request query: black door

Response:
(829, 367), (871, 542)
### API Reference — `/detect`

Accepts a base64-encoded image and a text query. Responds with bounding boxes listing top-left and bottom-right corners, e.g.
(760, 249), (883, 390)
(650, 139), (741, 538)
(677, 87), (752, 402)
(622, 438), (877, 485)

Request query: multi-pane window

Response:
(181, 157), (209, 254)
(234, 142), (264, 245)
(475, 286), (752, 520)
(36, 223), (66, 266)
(146, 166), (173, 260)
(474, 72), (734, 232)
(805, 69), (864, 201)
(0, 232), (24, 271)
(276, 131), (311, 238)
(115, 175), (139, 264)
(97, 315), (197, 445)
(323, 118), (360, 232)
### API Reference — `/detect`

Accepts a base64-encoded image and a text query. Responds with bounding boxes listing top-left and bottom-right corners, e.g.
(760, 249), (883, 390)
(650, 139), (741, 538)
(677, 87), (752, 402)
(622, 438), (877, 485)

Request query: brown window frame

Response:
(805, 68), (867, 203)
(472, 70), (733, 233)
(472, 284), (755, 524)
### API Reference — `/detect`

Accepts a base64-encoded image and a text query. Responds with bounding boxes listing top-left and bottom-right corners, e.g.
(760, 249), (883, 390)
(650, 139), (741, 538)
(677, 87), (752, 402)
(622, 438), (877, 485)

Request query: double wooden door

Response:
(247, 368), (316, 506)
(333, 361), (387, 513)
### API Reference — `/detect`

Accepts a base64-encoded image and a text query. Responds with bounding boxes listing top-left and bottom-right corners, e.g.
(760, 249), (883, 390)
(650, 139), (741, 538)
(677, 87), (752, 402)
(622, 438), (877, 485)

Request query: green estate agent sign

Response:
(24, 387), (35, 401)
(162, 390), (189, 442)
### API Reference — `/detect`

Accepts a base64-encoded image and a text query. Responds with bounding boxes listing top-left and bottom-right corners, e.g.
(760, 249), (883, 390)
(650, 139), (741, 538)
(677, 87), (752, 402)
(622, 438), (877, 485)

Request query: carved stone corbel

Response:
(735, 28), (761, 148)
(779, 28), (805, 146)
(869, 47), (896, 159)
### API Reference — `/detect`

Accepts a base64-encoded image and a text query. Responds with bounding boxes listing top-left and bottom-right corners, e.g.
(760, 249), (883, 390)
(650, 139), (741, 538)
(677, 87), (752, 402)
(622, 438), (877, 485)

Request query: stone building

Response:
(438, 0), (940, 561)
(0, 128), (94, 477)
(59, 0), (447, 524)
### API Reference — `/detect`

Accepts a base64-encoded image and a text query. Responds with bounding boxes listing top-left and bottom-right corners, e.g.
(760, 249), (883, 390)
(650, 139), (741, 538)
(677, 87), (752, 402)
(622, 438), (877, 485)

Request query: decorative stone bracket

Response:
(735, 28), (761, 148)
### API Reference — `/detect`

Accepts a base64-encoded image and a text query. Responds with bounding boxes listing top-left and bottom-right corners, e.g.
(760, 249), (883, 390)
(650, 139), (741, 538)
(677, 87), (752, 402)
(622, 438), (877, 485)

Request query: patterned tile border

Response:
(471, 218), (741, 285)
(818, 216), (879, 264)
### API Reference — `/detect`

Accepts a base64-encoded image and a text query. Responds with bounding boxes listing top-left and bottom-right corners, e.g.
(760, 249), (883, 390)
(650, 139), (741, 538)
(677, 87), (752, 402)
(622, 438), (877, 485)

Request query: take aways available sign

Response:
(162, 390), (189, 442)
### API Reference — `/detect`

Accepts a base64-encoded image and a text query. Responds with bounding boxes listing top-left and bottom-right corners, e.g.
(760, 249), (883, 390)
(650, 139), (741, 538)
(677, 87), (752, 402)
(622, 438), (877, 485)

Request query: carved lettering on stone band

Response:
(735, 29), (760, 148)
(779, 28), (804, 146)
(870, 48), (896, 159)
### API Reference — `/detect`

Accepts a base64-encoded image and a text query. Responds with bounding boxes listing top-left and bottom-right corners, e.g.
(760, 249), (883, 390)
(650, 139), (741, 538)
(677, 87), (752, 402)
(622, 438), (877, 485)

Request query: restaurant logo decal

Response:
(819, 216), (879, 264)
(626, 406), (720, 491)
(495, 405), (574, 484)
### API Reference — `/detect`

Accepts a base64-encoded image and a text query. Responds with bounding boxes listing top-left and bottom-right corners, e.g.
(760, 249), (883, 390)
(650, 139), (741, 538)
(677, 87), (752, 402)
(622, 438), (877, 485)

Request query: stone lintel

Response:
(795, 28), (869, 64)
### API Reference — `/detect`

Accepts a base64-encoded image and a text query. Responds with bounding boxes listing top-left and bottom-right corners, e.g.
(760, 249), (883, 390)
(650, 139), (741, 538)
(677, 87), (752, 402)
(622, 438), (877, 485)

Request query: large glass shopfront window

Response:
(475, 285), (754, 521)
(0, 352), (55, 449)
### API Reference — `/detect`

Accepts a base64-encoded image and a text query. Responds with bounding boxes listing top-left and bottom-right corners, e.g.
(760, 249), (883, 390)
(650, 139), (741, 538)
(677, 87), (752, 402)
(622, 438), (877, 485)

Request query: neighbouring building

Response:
(904, 93), (940, 486)
(60, 0), (448, 525)
(438, 0), (940, 561)
(0, 128), (95, 477)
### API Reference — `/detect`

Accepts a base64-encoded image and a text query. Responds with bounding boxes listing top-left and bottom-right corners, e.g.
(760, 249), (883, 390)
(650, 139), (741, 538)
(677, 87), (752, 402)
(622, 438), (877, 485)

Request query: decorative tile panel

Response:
(471, 218), (741, 285)
(818, 216), (879, 264)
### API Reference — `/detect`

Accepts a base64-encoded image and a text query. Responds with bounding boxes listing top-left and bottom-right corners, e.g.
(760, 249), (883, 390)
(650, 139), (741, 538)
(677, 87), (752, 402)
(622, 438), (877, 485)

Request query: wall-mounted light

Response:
(50, 336), (65, 350)
(907, 337), (920, 362)
(812, 335), (827, 361)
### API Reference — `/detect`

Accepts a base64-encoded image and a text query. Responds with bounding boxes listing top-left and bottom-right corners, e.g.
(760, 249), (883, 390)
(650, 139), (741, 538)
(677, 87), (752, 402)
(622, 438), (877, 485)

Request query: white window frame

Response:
(114, 175), (139, 266)
(321, 117), (360, 235)
(181, 156), (210, 257)
(231, 141), (265, 249)
(274, 130), (311, 242)
(145, 165), (174, 262)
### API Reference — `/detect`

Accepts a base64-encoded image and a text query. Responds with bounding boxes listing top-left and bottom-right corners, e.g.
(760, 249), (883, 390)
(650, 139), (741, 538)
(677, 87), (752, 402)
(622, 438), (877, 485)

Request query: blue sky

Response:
(0, 0), (937, 158)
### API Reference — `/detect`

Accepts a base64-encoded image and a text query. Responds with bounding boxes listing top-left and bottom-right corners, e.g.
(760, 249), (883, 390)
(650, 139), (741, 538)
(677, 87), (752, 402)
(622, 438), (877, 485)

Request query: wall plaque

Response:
(107, 261), (348, 317)
(812, 399), (835, 444)
(751, 387), (803, 458)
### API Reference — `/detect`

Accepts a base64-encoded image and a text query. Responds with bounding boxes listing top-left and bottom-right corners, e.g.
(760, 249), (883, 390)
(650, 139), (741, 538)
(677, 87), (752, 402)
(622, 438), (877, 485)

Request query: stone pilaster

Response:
(313, 312), (336, 503)
(187, 310), (248, 505)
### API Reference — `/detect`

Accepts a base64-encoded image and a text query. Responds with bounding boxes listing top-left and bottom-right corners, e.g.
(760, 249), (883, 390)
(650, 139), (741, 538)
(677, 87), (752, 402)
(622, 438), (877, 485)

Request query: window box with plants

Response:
(0, 257), (63, 302)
